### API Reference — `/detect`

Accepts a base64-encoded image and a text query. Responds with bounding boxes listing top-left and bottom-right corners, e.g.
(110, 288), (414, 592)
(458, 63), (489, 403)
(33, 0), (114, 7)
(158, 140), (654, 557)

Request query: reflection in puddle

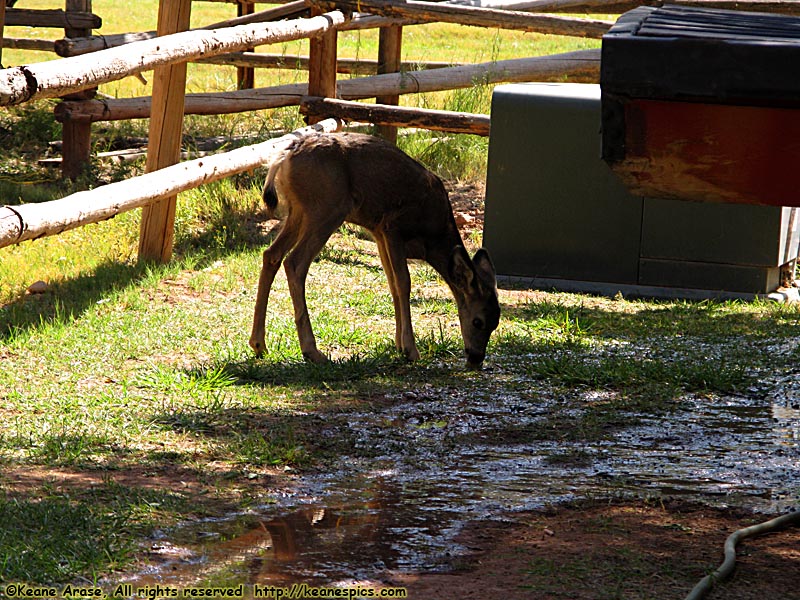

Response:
(112, 370), (800, 591)
(118, 478), (464, 589)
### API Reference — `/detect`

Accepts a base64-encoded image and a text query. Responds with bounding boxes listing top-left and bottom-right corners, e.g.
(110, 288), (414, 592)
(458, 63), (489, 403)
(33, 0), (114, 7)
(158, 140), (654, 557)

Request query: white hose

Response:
(684, 509), (800, 600)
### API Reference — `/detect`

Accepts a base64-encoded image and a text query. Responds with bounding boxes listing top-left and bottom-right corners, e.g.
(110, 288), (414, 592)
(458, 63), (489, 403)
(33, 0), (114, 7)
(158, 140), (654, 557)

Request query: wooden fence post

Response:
(237, 1), (255, 89)
(376, 24), (402, 143)
(60, 0), (94, 181)
(0, 2), (6, 68)
(138, 0), (192, 263)
(306, 7), (338, 124)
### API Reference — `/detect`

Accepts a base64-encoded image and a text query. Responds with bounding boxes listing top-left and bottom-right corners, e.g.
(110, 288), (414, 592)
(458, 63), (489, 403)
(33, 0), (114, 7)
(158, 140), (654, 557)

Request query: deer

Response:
(249, 132), (500, 369)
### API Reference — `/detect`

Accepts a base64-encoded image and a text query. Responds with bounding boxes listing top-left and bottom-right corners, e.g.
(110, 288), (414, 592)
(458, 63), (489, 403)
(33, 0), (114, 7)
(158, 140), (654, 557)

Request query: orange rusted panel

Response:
(612, 99), (800, 206)
(601, 5), (800, 207)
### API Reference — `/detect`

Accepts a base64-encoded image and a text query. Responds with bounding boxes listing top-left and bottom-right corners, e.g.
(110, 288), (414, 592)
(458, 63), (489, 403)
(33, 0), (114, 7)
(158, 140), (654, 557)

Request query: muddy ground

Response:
(396, 500), (800, 600)
(397, 182), (800, 600)
(10, 466), (799, 599)
(6, 180), (798, 599)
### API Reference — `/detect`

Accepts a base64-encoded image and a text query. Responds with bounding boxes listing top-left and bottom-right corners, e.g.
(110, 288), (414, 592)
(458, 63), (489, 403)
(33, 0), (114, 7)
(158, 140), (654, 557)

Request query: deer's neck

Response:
(425, 227), (467, 298)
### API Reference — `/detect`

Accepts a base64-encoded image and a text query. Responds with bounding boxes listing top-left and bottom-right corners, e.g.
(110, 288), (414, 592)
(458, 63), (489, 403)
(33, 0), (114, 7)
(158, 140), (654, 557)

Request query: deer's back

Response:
(284, 133), (458, 242)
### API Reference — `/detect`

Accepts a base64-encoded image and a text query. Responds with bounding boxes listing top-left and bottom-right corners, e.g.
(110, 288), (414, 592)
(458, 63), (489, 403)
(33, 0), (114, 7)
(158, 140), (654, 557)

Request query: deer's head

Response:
(448, 247), (500, 369)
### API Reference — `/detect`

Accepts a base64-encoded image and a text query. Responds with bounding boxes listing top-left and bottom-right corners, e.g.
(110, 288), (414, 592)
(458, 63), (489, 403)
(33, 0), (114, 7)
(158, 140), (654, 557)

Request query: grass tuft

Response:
(0, 496), (134, 584)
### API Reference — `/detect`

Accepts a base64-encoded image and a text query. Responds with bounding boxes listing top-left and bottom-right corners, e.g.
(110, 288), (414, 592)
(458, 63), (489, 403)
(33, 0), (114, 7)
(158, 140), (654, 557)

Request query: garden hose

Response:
(684, 509), (800, 600)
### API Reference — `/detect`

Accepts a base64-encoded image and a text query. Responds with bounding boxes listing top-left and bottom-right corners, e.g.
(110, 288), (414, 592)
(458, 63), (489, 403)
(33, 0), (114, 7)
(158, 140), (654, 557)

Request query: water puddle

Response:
(111, 369), (800, 591)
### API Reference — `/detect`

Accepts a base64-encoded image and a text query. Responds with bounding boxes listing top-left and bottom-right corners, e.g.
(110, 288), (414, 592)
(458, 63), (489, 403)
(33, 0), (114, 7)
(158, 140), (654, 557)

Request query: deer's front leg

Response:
(375, 234), (404, 352)
(384, 236), (419, 361)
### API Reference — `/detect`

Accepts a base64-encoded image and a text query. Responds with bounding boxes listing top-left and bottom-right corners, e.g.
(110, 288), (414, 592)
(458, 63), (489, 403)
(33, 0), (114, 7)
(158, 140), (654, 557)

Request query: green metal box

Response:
(483, 83), (799, 298)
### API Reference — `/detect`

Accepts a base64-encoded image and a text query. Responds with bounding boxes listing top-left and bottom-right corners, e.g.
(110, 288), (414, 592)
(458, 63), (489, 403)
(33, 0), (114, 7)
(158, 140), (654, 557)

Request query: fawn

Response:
(250, 132), (500, 369)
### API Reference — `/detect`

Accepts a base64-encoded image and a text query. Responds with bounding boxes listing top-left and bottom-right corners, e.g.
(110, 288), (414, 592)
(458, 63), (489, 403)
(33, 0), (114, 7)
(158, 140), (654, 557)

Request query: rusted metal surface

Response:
(601, 5), (800, 206)
(611, 99), (800, 206)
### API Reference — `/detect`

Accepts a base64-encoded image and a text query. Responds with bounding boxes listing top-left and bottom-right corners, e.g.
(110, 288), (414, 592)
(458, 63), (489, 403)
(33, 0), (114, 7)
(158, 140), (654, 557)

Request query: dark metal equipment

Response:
(483, 83), (799, 298)
(601, 5), (800, 207)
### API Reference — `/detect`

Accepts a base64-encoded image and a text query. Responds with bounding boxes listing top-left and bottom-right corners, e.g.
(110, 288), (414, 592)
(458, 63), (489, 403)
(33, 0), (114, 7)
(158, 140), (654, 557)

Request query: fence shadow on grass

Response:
(0, 192), (282, 343)
(0, 259), (150, 342)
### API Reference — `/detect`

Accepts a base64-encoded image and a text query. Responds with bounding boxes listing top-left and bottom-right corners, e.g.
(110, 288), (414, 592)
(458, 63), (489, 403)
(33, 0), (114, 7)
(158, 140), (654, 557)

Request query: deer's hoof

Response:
(249, 338), (266, 358)
(303, 349), (328, 364)
(404, 347), (421, 362)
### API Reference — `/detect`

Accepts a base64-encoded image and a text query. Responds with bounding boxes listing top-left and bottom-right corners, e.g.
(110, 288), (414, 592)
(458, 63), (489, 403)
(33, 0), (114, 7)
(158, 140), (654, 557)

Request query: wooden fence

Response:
(0, 0), (794, 262)
(0, 118), (340, 250)
(4, 0), (792, 176)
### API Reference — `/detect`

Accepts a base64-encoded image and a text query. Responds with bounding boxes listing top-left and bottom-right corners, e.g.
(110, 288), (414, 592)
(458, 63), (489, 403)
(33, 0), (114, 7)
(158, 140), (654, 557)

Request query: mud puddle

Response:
(112, 369), (799, 590)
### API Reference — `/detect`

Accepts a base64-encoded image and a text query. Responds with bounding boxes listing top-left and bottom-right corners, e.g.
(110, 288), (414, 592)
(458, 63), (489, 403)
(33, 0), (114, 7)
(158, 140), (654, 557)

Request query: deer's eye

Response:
(472, 318), (484, 330)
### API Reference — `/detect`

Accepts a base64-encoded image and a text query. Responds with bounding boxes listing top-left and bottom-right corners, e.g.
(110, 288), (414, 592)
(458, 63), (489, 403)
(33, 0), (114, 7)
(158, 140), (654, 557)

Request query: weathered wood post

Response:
(306, 7), (338, 124)
(237, 1), (256, 89)
(376, 24), (402, 143)
(138, 0), (192, 263)
(0, 2), (6, 68)
(60, 0), (95, 181)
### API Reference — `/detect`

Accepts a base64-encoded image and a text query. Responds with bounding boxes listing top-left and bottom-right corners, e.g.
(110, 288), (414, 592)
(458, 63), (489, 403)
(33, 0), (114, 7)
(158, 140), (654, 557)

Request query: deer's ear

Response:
(472, 248), (497, 289)
(448, 246), (475, 291)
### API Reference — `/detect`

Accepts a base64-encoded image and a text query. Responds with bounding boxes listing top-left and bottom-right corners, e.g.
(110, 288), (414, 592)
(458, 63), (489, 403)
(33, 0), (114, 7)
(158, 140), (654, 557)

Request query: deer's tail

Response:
(262, 154), (284, 218)
(262, 138), (304, 218)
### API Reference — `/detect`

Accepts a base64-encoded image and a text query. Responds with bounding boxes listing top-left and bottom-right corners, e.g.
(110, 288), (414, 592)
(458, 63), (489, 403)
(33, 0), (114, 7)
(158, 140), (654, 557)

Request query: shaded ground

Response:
(396, 501), (800, 600)
(401, 182), (800, 600)
(446, 180), (486, 236)
(7, 464), (798, 598)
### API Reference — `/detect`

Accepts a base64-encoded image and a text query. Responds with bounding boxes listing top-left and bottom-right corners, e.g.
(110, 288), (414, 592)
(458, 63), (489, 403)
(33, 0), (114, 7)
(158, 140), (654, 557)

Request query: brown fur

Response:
(250, 132), (500, 368)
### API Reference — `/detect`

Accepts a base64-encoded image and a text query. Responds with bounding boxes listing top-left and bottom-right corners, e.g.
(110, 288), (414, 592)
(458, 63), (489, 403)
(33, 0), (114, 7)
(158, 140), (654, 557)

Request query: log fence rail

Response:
(0, 0), (793, 260)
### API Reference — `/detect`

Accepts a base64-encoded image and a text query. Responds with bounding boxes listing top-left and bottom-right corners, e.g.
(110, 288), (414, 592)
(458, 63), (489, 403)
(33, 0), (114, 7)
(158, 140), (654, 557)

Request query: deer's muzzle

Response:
(465, 350), (486, 370)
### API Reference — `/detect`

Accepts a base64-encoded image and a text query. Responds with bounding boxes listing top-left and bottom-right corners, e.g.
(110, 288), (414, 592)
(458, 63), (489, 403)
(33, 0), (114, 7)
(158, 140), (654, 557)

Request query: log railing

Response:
(0, 11), (347, 105)
(0, 119), (341, 250)
(0, 0), (608, 263)
(301, 96), (491, 136)
(4, 0), (794, 263)
(52, 51), (600, 122)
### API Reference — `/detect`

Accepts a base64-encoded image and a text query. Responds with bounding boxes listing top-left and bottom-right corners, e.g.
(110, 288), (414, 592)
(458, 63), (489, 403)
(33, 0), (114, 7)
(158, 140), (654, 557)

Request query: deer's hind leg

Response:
(250, 216), (303, 357)
(283, 210), (348, 363)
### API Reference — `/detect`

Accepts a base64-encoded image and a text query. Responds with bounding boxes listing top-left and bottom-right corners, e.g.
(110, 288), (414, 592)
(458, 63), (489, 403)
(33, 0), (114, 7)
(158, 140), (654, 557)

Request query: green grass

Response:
(0, 482), (192, 584)
(2, 0), (800, 588)
(3, 201), (800, 583)
(0, 496), (131, 583)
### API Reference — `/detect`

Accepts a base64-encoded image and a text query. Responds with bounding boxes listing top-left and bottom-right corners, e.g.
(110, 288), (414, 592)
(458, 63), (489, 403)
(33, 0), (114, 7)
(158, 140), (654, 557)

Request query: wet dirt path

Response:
(111, 368), (799, 591)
